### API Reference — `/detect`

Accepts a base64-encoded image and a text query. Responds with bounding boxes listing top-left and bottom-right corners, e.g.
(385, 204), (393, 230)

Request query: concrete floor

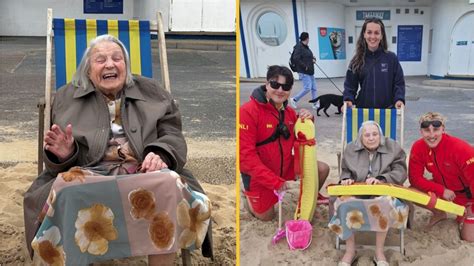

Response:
(0, 36), (236, 140)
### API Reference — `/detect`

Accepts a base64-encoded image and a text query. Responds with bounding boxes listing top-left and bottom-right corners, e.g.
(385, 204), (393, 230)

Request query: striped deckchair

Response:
(338, 103), (405, 175)
(40, 8), (170, 174)
(37, 8), (195, 265)
(52, 18), (153, 89)
(335, 102), (406, 254)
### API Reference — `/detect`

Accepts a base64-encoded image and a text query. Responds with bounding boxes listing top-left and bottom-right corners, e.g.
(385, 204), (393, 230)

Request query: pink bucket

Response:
(285, 220), (312, 250)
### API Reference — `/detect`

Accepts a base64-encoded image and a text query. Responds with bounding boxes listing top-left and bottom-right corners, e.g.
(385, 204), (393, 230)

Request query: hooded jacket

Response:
(293, 42), (315, 75)
(239, 86), (298, 191)
(343, 47), (405, 108)
(409, 133), (474, 206)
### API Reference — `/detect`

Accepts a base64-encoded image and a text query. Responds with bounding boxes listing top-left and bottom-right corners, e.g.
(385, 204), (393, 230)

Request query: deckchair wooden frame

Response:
(335, 102), (406, 254)
(37, 8), (193, 265)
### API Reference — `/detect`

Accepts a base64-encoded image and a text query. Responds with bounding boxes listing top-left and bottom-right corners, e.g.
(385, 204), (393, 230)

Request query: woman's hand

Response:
(44, 124), (75, 162)
(366, 177), (381, 185)
(341, 179), (354, 186)
(395, 100), (404, 109)
(344, 101), (353, 108)
(442, 188), (456, 201)
(141, 152), (168, 173)
(298, 109), (313, 121)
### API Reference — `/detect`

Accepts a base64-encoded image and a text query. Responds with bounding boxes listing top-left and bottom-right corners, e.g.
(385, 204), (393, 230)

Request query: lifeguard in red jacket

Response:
(239, 65), (330, 221)
(409, 112), (474, 242)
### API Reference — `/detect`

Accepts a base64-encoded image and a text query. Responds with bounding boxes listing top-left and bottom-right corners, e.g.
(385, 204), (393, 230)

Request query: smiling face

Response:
(364, 22), (382, 52)
(265, 75), (291, 109)
(361, 124), (381, 151)
(420, 124), (445, 149)
(88, 41), (126, 97)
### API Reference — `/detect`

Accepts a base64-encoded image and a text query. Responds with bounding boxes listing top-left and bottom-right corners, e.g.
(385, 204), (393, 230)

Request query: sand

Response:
(0, 137), (236, 265)
(239, 146), (474, 266)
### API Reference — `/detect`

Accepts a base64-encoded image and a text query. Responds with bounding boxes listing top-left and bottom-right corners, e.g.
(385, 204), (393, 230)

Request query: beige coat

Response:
(340, 137), (407, 185)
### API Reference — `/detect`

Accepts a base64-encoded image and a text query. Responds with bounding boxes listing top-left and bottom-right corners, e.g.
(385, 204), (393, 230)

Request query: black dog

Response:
(309, 94), (343, 117)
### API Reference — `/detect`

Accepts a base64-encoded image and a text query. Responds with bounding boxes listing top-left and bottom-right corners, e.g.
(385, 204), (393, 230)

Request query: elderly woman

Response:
(329, 121), (408, 266)
(23, 35), (211, 265)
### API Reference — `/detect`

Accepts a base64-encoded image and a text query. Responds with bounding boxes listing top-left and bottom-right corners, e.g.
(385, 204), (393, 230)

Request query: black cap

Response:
(300, 32), (309, 41)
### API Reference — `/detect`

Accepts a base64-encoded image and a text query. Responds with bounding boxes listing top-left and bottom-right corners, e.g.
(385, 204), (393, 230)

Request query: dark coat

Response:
(343, 47), (405, 108)
(293, 42), (315, 75)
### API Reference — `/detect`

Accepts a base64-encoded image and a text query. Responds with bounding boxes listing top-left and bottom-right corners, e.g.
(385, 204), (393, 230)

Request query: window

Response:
(256, 12), (287, 46)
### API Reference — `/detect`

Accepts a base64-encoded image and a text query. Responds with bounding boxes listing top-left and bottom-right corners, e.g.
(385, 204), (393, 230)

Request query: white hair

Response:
(71, 34), (134, 90)
(354, 120), (386, 148)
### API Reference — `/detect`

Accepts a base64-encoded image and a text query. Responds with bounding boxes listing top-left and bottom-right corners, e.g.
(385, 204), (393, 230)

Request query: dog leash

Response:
(315, 63), (343, 94)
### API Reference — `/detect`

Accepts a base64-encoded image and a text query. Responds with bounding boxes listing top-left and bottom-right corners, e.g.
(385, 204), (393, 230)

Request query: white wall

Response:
(345, 6), (431, 76)
(428, 0), (474, 77)
(303, 2), (346, 78)
(169, 0), (235, 32)
(0, 0), (134, 36)
(0, 0), (236, 36)
(239, 1), (346, 78)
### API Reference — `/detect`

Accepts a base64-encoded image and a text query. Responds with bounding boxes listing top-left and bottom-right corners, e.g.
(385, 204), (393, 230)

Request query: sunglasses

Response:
(420, 120), (443, 129)
(269, 80), (292, 91)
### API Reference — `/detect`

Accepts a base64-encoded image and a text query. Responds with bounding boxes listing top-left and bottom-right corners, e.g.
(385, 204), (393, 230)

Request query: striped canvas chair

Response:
(39, 8), (170, 173)
(37, 8), (196, 265)
(335, 102), (406, 254)
(52, 18), (153, 89)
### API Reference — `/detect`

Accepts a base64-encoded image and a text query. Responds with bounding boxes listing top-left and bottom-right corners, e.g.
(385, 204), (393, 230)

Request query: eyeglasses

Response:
(420, 120), (443, 129)
(269, 80), (292, 91)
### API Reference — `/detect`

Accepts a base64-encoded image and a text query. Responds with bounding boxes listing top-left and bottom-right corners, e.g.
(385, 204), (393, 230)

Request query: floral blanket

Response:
(31, 169), (210, 265)
(328, 196), (408, 240)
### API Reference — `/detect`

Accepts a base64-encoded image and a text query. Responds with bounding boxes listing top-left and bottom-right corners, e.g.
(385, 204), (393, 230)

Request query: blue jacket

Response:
(343, 47), (405, 108)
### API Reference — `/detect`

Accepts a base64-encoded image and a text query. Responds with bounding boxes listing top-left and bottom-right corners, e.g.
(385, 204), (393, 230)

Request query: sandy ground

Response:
(0, 137), (236, 265)
(239, 145), (474, 266)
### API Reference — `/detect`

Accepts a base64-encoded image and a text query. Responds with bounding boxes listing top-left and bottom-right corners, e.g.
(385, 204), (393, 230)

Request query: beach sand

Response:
(240, 144), (474, 266)
(0, 137), (236, 265)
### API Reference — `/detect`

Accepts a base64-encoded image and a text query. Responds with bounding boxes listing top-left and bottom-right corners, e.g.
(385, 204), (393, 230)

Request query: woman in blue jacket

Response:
(343, 18), (405, 109)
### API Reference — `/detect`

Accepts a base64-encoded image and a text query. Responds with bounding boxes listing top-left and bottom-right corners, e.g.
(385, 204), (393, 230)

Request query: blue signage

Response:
(84, 0), (123, 14)
(356, 10), (391, 20)
(397, 25), (423, 62)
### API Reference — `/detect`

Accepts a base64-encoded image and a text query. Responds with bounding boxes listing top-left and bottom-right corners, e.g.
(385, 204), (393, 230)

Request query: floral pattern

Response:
(329, 196), (409, 240)
(148, 212), (175, 250)
(128, 187), (156, 220)
(31, 226), (65, 266)
(74, 203), (118, 255)
(60, 166), (86, 182)
(390, 205), (409, 228)
(329, 218), (343, 236)
(46, 189), (57, 217)
(176, 198), (211, 249)
(346, 210), (364, 229)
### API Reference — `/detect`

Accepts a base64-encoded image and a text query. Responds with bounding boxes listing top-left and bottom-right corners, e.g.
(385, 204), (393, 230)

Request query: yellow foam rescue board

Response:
(294, 118), (318, 221)
(327, 183), (465, 216)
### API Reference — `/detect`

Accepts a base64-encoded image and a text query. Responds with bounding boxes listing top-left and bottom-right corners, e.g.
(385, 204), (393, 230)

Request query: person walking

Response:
(289, 32), (319, 110)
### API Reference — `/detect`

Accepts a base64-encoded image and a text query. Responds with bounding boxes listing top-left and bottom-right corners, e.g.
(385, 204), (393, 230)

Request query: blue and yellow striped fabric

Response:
(53, 18), (152, 89)
(346, 108), (397, 143)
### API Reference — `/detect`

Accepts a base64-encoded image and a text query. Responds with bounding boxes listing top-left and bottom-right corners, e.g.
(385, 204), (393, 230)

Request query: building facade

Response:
(0, 0), (235, 36)
(240, 0), (474, 78)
